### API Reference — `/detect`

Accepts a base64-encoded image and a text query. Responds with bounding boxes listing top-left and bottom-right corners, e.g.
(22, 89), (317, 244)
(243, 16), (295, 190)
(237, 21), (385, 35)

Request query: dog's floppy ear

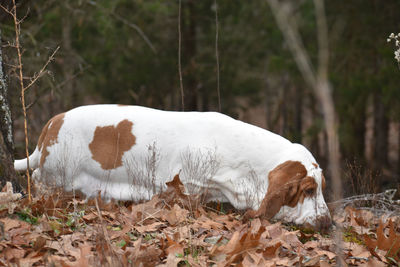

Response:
(244, 161), (307, 220)
(321, 174), (326, 191)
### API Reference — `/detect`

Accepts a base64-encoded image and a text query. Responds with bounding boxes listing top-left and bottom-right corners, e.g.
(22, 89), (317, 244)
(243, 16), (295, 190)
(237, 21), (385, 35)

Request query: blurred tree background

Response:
(1, 0), (399, 198)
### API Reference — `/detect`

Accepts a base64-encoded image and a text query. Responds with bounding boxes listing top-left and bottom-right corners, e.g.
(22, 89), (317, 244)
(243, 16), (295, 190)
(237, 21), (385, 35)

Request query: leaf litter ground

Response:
(0, 176), (400, 266)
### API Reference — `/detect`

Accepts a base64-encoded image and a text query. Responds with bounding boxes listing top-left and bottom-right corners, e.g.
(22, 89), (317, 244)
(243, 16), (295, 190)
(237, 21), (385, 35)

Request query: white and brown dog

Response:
(15, 105), (331, 230)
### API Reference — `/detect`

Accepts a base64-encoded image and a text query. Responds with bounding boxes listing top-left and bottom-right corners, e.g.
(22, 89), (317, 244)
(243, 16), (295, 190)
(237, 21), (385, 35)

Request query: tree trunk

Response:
(373, 90), (389, 170)
(309, 95), (321, 160)
(0, 29), (19, 190)
(398, 123), (400, 183)
(293, 85), (303, 143)
(62, 5), (77, 109)
(267, 0), (342, 202)
(182, 0), (198, 111)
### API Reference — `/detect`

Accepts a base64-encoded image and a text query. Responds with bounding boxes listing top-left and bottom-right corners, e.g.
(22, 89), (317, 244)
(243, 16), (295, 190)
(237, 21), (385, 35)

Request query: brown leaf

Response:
(210, 230), (240, 256)
(161, 204), (189, 226)
(266, 222), (283, 239)
(159, 174), (200, 209)
(262, 240), (282, 259)
(82, 212), (98, 222)
(319, 260), (332, 267)
(194, 215), (224, 230)
(163, 234), (184, 267)
(33, 236), (48, 251)
(127, 238), (163, 266)
(211, 224), (265, 265)
(166, 174), (186, 197)
(303, 255), (320, 267)
(221, 216), (241, 231)
(280, 231), (303, 248)
(304, 240), (318, 250)
(165, 253), (184, 267)
(367, 257), (386, 267)
(0, 217), (20, 231)
(242, 251), (265, 266)
(9, 227), (30, 246)
(134, 221), (165, 233)
(47, 254), (75, 267)
(18, 253), (44, 267)
(109, 224), (131, 240)
(74, 245), (92, 267)
(165, 234), (184, 256)
(315, 249), (336, 260)
(364, 219), (400, 261)
(250, 218), (262, 234)
(46, 235), (81, 259)
(4, 247), (25, 261)
(363, 234), (382, 260)
(130, 195), (164, 223)
(345, 206), (367, 227)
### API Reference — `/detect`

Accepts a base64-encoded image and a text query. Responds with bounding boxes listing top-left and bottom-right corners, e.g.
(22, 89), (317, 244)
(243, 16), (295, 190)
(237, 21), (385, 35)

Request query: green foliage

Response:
(343, 227), (364, 245)
(116, 239), (127, 248)
(16, 208), (38, 225)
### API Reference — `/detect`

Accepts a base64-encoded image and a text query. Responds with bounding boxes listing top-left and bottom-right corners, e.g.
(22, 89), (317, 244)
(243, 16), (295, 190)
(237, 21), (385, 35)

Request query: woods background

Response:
(1, 0), (399, 199)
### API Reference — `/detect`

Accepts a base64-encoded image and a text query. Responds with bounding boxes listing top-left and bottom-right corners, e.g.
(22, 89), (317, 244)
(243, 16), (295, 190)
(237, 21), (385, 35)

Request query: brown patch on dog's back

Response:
(38, 113), (65, 166)
(244, 161), (318, 220)
(89, 119), (136, 170)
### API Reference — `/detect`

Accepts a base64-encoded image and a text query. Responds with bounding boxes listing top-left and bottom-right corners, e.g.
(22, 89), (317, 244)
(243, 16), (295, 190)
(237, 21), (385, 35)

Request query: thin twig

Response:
(3, 1), (59, 202)
(25, 66), (88, 111)
(23, 46), (59, 91)
(178, 0), (184, 110)
(215, 0), (221, 112)
(0, 4), (14, 17)
(8, 0), (32, 202)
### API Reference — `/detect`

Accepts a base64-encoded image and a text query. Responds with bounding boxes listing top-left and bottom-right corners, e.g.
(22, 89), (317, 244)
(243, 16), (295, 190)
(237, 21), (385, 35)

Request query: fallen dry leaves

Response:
(0, 178), (399, 266)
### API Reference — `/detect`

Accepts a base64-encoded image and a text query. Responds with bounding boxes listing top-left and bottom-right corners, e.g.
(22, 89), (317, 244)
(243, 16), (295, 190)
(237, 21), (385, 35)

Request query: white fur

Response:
(14, 104), (330, 226)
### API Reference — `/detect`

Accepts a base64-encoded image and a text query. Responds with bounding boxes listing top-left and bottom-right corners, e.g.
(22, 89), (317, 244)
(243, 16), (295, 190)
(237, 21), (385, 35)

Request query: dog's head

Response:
(245, 160), (331, 231)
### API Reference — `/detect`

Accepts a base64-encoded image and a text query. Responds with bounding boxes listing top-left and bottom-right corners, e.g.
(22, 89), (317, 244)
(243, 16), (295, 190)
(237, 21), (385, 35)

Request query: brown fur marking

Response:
(245, 161), (318, 220)
(321, 174), (326, 191)
(89, 119), (136, 170)
(38, 113), (65, 167)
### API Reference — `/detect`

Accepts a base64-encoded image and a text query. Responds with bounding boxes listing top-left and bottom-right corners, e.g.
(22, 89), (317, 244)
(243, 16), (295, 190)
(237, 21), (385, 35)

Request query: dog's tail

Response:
(14, 148), (40, 171)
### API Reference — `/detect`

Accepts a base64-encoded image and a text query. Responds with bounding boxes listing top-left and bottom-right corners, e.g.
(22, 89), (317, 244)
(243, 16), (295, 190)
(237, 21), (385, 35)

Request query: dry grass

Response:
(344, 160), (379, 196)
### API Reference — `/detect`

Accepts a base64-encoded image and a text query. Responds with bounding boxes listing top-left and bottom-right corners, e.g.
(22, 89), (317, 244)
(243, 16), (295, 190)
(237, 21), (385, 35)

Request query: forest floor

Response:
(0, 176), (400, 267)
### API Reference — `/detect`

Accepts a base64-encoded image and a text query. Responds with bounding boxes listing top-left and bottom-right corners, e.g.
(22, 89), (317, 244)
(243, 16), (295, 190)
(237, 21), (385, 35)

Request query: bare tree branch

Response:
(0, 4), (14, 17)
(267, 0), (317, 89)
(23, 46), (59, 92)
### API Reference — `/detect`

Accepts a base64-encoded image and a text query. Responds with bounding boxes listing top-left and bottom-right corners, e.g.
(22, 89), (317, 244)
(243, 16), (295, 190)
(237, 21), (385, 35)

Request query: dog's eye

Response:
(304, 188), (315, 196)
